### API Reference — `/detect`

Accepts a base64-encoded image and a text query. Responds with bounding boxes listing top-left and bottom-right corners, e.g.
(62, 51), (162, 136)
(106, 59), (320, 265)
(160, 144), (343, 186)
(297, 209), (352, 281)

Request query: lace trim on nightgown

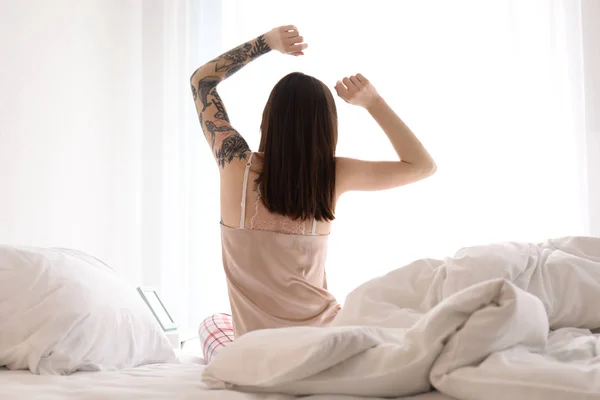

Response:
(249, 185), (307, 235)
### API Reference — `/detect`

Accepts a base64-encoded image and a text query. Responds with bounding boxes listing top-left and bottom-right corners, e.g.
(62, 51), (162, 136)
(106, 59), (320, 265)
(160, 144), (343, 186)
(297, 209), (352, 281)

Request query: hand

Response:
(264, 25), (308, 56)
(335, 74), (381, 109)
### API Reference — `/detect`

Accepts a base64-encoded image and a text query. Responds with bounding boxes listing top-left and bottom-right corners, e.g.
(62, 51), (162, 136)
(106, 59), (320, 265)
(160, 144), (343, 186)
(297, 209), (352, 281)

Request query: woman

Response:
(191, 25), (436, 361)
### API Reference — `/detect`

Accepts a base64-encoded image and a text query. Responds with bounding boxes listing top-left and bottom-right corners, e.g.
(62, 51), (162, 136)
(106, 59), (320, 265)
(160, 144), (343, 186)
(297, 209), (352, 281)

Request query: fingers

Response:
(280, 25), (298, 32)
(282, 30), (306, 55)
(341, 74), (367, 90)
(286, 35), (304, 45)
(284, 42), (307, 54)
(349, 76), (362, 88)
(335, 74), (367, 101)
(335, 81), (350, 100)
(342, 77), (353, 89)
(293, 42), (308, 52)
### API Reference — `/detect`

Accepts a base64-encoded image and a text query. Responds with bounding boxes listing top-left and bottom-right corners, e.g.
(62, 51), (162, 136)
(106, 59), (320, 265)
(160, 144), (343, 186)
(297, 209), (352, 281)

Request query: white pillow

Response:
(0, 246), (177, 375)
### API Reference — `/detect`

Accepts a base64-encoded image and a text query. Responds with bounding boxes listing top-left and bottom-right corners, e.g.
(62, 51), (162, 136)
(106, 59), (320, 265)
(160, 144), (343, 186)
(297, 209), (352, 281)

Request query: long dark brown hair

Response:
(256, 72), (338, 222)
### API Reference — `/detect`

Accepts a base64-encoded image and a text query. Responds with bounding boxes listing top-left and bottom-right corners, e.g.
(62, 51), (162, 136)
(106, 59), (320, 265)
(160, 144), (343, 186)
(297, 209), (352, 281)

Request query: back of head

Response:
(258, 72), (338, 222)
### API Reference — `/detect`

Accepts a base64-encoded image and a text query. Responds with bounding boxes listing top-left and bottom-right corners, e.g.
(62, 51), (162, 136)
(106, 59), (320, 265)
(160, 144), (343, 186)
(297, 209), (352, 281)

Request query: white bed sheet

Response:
(0, 364), (456, 400)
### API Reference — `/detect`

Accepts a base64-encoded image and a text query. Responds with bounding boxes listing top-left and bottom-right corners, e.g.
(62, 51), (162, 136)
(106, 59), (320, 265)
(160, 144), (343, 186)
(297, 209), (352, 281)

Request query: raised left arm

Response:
(191, 26), (307, 169)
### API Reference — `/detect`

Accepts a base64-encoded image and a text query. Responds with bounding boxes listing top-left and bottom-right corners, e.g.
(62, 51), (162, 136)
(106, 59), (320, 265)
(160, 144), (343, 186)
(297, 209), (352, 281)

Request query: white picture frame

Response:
(136, 287), (178, 332)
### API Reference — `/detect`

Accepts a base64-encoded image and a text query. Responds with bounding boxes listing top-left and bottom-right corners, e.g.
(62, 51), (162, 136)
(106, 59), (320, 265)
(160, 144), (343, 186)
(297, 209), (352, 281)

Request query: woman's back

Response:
(220, 153), (339, 338)
(220, 153), (332, 235)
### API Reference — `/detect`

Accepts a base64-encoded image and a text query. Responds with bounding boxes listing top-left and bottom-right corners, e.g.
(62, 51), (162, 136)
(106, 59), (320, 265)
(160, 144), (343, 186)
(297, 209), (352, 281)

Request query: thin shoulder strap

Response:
(310, 218), (317, 235)
(239, 153), (254, 229)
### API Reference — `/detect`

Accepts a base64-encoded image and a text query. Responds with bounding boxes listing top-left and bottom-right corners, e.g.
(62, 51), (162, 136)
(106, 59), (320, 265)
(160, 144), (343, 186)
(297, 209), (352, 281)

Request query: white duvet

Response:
(203, 236), (600, 400)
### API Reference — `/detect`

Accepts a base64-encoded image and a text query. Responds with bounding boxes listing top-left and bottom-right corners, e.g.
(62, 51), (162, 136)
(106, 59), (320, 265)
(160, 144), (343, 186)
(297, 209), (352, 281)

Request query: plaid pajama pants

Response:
(198, 313), (234, 363)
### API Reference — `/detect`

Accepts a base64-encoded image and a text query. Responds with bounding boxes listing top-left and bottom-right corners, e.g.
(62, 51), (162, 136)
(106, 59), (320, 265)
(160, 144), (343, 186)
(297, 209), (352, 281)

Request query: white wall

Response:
(0, 0), (142, 277)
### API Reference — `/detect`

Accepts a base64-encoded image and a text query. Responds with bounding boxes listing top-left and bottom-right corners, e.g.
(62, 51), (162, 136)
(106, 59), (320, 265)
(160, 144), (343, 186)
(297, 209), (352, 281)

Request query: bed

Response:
(0, 246), (456, 399)
(3, 240), (600, 400)
(0, 359), (455, 400)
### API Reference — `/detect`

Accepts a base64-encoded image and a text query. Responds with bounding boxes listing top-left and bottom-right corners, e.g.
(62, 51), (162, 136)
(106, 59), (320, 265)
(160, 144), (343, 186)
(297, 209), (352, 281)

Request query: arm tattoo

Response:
(224, 64), (244, 79)
(191, 84), (197, 101)
(192, 34), (270, 166)
(250, 35), (270, 58)
(207, 36), (271, 80)
(210, 88), (229, 122)
(215, 133), (250, 168)
(205, 120), (235, 150)
(197, 76), (220, 111)
(211, 43), (252, 73)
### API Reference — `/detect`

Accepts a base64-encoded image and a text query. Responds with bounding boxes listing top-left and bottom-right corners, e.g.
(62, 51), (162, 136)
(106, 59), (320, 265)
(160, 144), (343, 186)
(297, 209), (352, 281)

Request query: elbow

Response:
(190, 66), (223, 90)
(190, 68), (201, 86)
(427, 160), (437, 176)
(190, 65), (209, 86)
(419, 160), (437, 179)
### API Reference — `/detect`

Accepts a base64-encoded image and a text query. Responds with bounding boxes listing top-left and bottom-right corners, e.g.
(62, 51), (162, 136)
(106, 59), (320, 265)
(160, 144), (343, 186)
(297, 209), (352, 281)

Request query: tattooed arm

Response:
(191, 25), (307, 169)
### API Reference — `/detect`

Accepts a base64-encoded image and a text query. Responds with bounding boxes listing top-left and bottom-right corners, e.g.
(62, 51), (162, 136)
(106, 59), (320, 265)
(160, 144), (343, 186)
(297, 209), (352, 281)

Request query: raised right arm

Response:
(334, 74), (436, 194)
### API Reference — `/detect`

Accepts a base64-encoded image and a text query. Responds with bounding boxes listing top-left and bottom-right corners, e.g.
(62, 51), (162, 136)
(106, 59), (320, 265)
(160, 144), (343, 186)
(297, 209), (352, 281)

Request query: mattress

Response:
(0, 363), (455, 400)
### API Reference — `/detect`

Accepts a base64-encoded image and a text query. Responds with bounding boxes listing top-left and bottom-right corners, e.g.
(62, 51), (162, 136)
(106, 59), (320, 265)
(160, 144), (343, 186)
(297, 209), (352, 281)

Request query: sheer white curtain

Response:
(117, 0), (216, 329)
(0, 0), (207, 330)
(194, 0), (591, 306)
